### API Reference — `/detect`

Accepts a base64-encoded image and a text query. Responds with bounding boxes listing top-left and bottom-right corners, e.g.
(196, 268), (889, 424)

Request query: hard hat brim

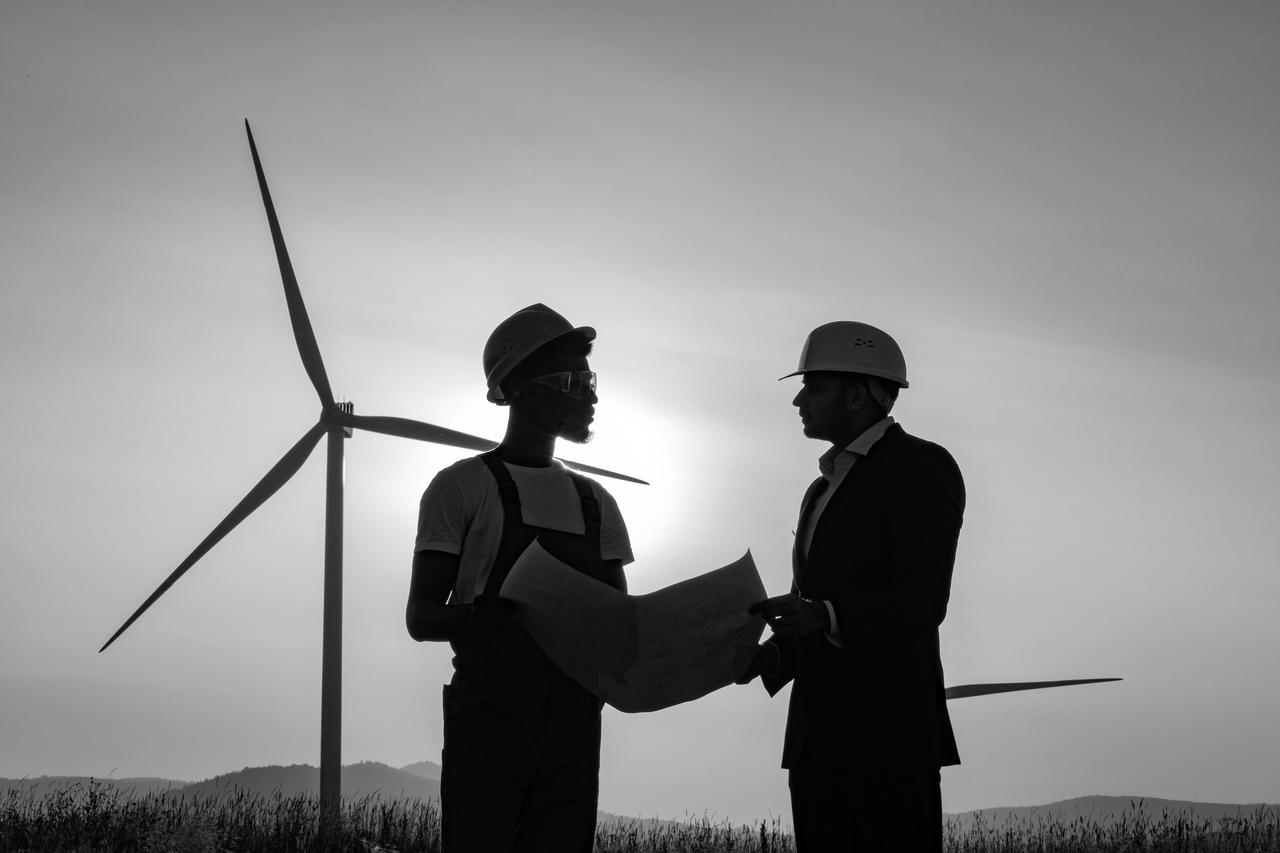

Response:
(777, 368), (908, 389)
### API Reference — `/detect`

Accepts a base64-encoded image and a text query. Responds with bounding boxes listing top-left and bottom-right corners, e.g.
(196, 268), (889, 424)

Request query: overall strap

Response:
(566, 472), (602, 544)
(478, 451), (528, 598)
(479, 450), (522, 514)
(477, 452), (602, 596)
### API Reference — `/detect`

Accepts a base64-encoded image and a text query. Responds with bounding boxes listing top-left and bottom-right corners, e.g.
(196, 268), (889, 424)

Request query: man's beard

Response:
(560, 423), (594, 445)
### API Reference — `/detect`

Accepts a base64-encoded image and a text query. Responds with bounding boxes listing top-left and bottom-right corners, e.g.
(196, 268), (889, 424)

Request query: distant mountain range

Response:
(948, 795), (1280, 829)
(2, 763), (1276, 829)
(178, 761), (441, 803)
(0, 761), (440, 804)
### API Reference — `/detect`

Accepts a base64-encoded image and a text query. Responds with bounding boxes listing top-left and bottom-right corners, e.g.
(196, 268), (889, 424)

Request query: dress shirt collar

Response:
(817, 416), (896, 479)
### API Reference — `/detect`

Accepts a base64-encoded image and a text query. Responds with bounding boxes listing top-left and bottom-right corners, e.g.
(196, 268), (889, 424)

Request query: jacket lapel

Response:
(793, 477), (829, 583)
(799, 424), (903, 583)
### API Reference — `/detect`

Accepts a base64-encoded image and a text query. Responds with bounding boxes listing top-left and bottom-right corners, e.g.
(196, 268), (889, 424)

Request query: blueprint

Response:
(500, 541), (767, 712)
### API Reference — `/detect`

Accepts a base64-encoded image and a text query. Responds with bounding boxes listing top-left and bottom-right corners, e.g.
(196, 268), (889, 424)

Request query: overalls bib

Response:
(440, 451), (615, 853)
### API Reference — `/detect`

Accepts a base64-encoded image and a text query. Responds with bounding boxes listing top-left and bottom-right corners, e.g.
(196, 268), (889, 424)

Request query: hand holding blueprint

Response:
(500, 542), (767, 712)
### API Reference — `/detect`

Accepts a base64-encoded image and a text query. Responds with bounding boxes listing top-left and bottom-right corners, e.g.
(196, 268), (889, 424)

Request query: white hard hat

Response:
(780, 321), (909, 389)
(484, 304), (596, 404)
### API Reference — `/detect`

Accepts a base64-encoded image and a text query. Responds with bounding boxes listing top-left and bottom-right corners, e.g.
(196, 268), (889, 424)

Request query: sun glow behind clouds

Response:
(578, 386), (697, 592)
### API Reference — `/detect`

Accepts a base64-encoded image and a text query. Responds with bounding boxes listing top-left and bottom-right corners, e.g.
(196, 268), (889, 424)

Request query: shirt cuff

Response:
(414, 540), (462, 555)
(822, 600), (843, 648)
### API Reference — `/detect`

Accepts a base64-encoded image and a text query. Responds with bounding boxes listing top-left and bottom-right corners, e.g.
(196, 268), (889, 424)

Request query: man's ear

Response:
(846, 381), (866, 412)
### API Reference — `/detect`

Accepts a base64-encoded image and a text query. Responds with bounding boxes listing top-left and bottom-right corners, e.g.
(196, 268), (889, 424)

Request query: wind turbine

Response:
(99, 120), (647, 820)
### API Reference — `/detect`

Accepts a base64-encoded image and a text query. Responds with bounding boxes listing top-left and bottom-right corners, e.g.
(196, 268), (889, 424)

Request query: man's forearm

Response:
(827, 581), (950, 647)
(407, 595), (514, 643)
(406, 601), (472, 642)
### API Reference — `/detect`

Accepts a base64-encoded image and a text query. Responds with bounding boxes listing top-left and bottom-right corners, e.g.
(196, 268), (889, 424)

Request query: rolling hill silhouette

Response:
(947, 795), (1280, 829)
(0, 761), (439, 804)
(173, 761), (440, 802)
(3, 764), (1276, 829)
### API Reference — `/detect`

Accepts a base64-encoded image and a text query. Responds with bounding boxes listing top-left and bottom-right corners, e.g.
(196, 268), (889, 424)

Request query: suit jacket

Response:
(764, 423), (964, 768)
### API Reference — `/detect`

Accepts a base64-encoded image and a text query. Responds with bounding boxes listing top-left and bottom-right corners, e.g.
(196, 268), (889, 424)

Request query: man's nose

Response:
(792, 388), (804, 407)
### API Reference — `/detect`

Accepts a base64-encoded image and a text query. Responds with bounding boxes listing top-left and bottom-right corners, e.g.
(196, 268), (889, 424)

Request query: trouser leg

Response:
(512, 745), (599, 853)
(853, 766), (942, 853)
(440, 681), (538, 853)
(441, 766), (527, 853)
(789, 764), (942, 853)
(514, 684), (602, 853)
(790, 764), (859, 852)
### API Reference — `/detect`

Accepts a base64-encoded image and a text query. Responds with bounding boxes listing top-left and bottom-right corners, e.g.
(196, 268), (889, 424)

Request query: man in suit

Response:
(741, 321), (965, 852)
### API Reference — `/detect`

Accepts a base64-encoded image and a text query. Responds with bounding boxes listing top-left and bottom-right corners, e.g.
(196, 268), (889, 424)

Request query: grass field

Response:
(3, 782), (1279, 851)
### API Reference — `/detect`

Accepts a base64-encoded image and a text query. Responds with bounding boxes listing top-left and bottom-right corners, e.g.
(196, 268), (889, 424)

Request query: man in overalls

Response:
(406, 304), (633, 852)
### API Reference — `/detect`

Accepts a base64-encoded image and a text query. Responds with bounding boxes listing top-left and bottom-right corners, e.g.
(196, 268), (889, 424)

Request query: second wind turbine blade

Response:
(332, 410), (649, 485)
(99, 421), (328, 653)
(555, 458), (650, 486)
(244, 120), (335, 408)
(333, 412), (499, 453)
(945, 678), (1122, 700)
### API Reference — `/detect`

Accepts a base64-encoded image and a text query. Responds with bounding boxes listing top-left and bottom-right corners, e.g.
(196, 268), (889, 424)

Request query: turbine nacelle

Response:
(321, 401), (355, 438)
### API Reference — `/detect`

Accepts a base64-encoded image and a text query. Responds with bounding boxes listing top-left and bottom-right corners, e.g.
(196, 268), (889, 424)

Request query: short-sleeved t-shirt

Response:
(415, 455), (634, 604)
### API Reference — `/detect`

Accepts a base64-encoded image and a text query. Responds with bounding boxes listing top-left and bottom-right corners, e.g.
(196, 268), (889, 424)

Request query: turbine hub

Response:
(322, 401), (355, 438)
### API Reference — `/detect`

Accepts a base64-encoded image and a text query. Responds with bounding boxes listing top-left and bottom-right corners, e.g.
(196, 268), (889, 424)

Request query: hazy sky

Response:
(3, 0), (1278, 824)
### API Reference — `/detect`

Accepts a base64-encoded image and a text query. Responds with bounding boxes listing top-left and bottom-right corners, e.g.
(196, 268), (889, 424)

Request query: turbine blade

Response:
(555, 458), (650, 486)
(99, 422), (328, 653)
(244, 120), (335, 408)
(335, 412), (499, 453)
(331, 410), (650, 485)
(945, 677), (1121, 700)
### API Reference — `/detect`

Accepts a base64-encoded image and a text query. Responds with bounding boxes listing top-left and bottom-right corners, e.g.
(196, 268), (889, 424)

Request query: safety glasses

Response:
(522, 370), (597, 398)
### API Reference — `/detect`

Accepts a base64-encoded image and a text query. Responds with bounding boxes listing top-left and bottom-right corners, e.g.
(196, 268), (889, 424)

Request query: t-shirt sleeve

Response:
(595, 485), (635, 565)
(414, 467), (471, 555)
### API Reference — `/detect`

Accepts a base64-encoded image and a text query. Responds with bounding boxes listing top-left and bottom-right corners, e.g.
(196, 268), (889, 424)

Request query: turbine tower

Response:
(99, 121), (647, 821)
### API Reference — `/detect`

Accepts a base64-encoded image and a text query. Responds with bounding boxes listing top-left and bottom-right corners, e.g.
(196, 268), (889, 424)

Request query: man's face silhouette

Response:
(792, 371), (860, 442)
(514, 353), (597, 444)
